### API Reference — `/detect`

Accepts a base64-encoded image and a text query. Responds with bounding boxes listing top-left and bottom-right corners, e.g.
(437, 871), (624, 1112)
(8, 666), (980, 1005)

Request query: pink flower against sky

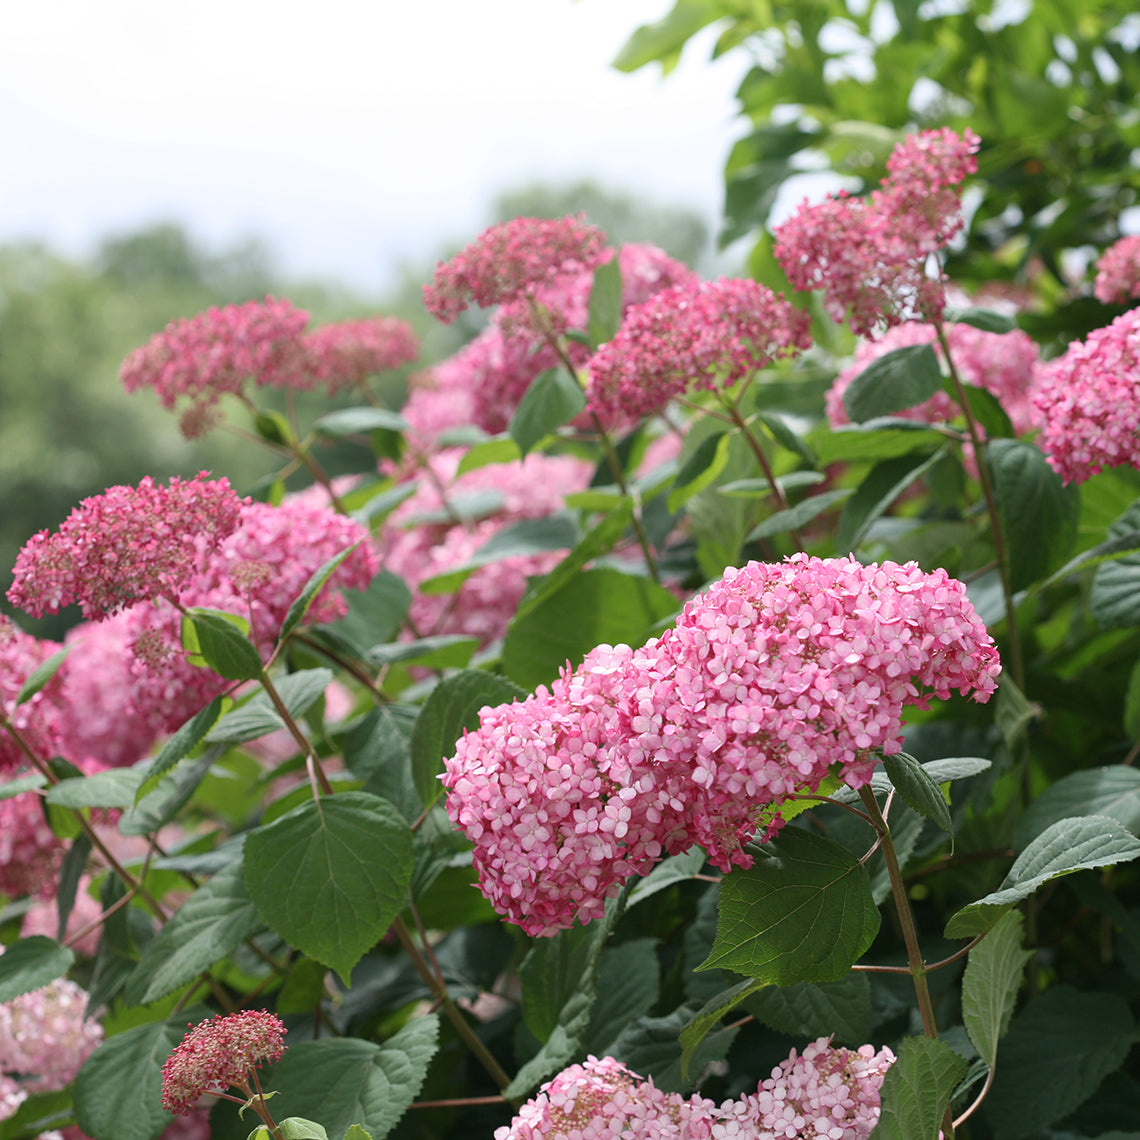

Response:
(423, 215), (607, 322)
(444, 555), (999, 934)
(1033, 305), (1140, 482)
(7, 474), (246, 621)
(585, 277), (812, 423)
(161, 1010), (286, 1116)
(1094, 235), (1140, 305)
(774, 128), (980, 336)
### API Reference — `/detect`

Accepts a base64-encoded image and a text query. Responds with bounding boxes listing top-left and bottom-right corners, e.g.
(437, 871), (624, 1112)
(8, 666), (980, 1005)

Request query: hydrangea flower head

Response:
(586, 278), (813, 422)
(1033, 306), (1140, 482)
(299, 316), (419, 395)
(7, 474), (246, 620)
(121, 298), (310, 436)
(1094, 235), (1140, 305)
(161, 1010), (286, 1116)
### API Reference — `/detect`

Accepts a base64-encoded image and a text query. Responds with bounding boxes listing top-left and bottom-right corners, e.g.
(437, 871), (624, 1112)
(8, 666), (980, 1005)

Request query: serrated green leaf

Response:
(587, 257), (623, 348)
(961, 910), (1032, 1067)
(0, 771), (48, 801)
(843, 343), (943, 423)
(667, 431), (731, 513)
(748, 488), (853, 541)
(609, 1005), (738, 1093)
(811, 425), (946, 465)
(989, 439), (1080, 591)
(244, 792), (413, 981)
(0, 936), (74, 1003)
(875, 1035), (968, 1140)
(1127, 660), (1140, 742)
(698, 828), (880, 982)
(136, 697), (228, 803)
(955, 382), (1014, 439)
(754, 410), (817, 465)
(313, 407), (409, 436)
(184, 609), (264, 681)
(586, 939), (660, 1057)
(509, 368), (586, 457)
(74, 1009), (207, 1140)
(679, 977), (769, 1082)
(628, 847), (707, 906)
(1091, 500), (1140, 628)
(985, 987), (1136, 1140)
(882, 751), (953, 834)
(1013, 766), (1140, 849)
(125, 862), (260, 1005)
(280, 545), (362, 642)
(47, 767), (144, 809)
(457, 434), (521, 475)
(278, 1119), (329, 1140)
(951, 307), (1017, 334)
(743, 973), (872, 1045)
(343, 1125), (373, 1140)
(945, 815), (1140, 938)
(120, 749), (218, 837)
(409, 670), (526, 809)
(207, 669), (334, 745)
(994, 676), (1037, 754)
(831, 756), (992, 804)
(1038, 525), (1140, 591)
(15, 646), (70, 705)
(366, 635), (478, 669)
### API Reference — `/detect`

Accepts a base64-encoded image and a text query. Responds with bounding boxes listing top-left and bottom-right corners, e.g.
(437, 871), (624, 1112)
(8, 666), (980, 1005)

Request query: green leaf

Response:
(1013, 766), (1140, 849)
(743, 973), (872, 1045)
(988, 439), (1080, 591)
(586, 939), (661, 1056)
(240, 1016), (437, 1140)
(280, 545), (362, 642)
(985, 986), (1136, 1140)
(120, 750), (218, 838)
(831, 757), (992, 804)
(344, 704), (419, 822)
(1091, 500), (1140, 627)
(1127, 660), (1140, 742)
(747, 489), (853, 541)
(313, 407), (409, 436)
(874, 1035), (968, 1140)
(842, 344), (944, 423)
(961, 910), (1032, 1067)
(628, 847), (707, 906)
(679, 977), (769, 1081)
(0, 936), (74, 1003)
(136, 697), (227, 803)
(325, 571), (411, 654)
(344, 1125), (373, 1140)
(1039, 525), (1140, 591)
(945, 815), (1140, 938)
(609, 1004), (738, 1093)
(207, 669), (334, 745)
(722, 472), (826, 497)
(754, 410), (817, 466)
(15, 646), (70, 705)
(457, 434), (521, 475)
(0, 771), (48, 801)
(667, 431), (731, 513)
(951, 307), (1017, 334)
(278, 1120), (329, 1140)
(419, 514), (579, 595)
(125, 862), (261, 1005)
(811, 425), (946, 466)
(698, 827), (880, 983)
(367, 635), (478, 670)
(244, 792), (414, 981)
(502, 567), (679, 690)
(255, 409), (293, 446)
(184, 608), (264, 681)
(882, 751), (953, 834)
(509, 368), (586, 457)
(612, 0), (722, 73)
(994, 676), (1038, 754)
(836, 447), (950, 553)
(47, 767), (144, 809)
(74, 1010), (206, 1140)
(409, 670), (526, 809)
(587, 257), (623, 348)
(955, 382), (1014, 439)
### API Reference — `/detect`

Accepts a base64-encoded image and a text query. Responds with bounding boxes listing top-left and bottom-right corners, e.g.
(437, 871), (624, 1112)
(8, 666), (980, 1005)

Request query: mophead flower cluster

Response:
(443, 555), (1000, 935)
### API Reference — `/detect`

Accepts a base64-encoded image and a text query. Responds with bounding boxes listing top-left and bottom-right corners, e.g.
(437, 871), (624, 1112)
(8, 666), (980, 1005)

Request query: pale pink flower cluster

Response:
(22, 875), (103, 956)
(585, 279), (813, 423)
(161, 1010), (286, 1116)
(7, 474), (246, 620)
(0, 970), (103, 1097)
(379, 450), (592, 645)
(826, 321), (1043, 433)
(121, 299), (418, 437)
(444, 555), (999, 935)
(0, 619), (65, 774)
(497, 1040), (895, 1140)
(774, 129), (980, 336)
(423, 215), (607, 322)
(1094, 235), (1140, 305)
(405, 243), (697, 443)
(0, 789), (71, 899)
(298, 316), (419, 395)
(1032, 306), (1140, 482)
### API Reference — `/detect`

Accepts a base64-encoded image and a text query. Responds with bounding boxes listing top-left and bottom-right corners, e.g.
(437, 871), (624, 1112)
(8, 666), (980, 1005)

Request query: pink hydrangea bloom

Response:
(1033, 306), (1140, 482)
(1094, 235), (1140, 305)
(406, 244), (697, 445)
(586, 278), (812, 423)
(299, 316), (419, 395)
(495, 1054), (720, 1140)
(0, 789), (71, 899)
(161, 1010), (286, 1116)
(712, 1038), (896, 1140)
(0, 969), (103, 1094)
(826, 321), (1042, 434)
(0, 620), (65, 775)
(120, 298), (311, 436)
(7, 474), (246, 620)
(444, 555), (999, 934)
(424, 215), (607, 322)
(774, 129), (979, 336)
(22, 876), (103, 957)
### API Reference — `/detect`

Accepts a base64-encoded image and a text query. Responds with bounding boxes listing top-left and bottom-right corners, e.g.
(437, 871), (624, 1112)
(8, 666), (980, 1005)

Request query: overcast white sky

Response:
(0, 0), (748, 289)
